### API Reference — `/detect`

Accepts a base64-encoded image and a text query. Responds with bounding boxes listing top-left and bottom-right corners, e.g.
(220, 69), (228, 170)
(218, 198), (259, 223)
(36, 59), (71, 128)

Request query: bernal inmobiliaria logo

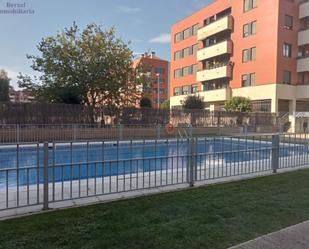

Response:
(0, 2), (35, 15)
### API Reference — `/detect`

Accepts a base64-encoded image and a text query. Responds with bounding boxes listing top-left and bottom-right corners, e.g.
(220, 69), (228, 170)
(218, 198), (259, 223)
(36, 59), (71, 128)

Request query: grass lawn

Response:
(1, 170), (309, 249)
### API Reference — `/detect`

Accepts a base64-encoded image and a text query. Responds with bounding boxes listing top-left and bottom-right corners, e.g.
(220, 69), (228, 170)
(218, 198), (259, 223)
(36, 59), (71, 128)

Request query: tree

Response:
(0, 70), (10, 102)
(160, 99), (170, 110)
(182, 95), (205, 110)
(18, 23), (147, 108)
(224, 96), (252, 113)
(140, 97), (152, 108)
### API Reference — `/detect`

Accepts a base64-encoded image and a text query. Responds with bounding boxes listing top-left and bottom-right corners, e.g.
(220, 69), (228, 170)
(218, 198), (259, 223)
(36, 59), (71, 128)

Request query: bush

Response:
(182, 95), (205, 110)
(140, 97), (152, 108)
(160, 100), (170, 110)
(224, 96), (252, 113)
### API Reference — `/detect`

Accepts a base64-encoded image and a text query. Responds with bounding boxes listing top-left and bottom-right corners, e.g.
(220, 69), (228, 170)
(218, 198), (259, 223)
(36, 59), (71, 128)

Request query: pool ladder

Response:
(178, 127), (191, 140)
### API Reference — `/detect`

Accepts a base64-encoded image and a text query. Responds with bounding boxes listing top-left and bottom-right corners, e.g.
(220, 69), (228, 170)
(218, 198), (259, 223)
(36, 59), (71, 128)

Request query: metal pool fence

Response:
(0, 124), (247, 143)
(0, 133), (308, 213)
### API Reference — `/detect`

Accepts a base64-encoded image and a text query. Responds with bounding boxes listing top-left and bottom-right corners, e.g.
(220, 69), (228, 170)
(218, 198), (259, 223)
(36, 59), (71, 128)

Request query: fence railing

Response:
(1, 133), (309, 213)
(0, 123), (279, 144)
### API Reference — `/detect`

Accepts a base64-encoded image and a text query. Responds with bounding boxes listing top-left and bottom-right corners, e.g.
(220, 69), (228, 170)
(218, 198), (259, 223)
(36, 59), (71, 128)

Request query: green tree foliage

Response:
(224, 96), (252, 113)
(0, 70), (10, 102)
(140, 97), (152, 109)
(18, 23), (147, 107)
(182, 95), (205, 110)
(160, 99), (170, 110)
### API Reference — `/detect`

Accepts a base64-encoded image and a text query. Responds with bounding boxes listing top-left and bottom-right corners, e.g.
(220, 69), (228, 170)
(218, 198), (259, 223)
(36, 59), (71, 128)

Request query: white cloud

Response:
(117, 6), (142, 13)
(149, 33), (170, 44)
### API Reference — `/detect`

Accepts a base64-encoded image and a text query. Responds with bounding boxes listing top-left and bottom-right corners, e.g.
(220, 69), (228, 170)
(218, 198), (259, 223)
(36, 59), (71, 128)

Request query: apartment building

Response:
(9, 87), (34, 103)
(170, 0), (309, 131)
(133, 52), (169, 108)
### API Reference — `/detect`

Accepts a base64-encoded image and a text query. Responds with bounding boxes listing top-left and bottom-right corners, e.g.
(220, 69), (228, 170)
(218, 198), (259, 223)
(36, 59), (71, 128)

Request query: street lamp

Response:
(156, 73), (160, 109)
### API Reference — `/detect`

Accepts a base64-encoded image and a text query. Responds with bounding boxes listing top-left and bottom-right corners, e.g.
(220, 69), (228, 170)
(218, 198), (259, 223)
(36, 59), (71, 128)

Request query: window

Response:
(243, 47), (256, 62)
(174, 69), (182, 78)
(243, 21), (257, 37)
(242, 73), (256, 87)
(183, 28), (191, 39)
(183, 47), (191, 57)
(244, 0), (257, 12)
(174, 24), (199, 43)
(175, 32), (183, 43)
(284, 15), (293, 30)
(283, 43), (292, 58)
(283, 71), (291, 84)
(182, 85), (191, 95)
(192, 24), (199, 35)
(159, 78), (165, 84)
(155, 67), (165, 75)
(192, 44), (199, 55)
(174, 50), (183, 60)
(192, 64), (198, 74)
(183, 66), (191, 76)
(192, 84), (198, 93)
(174, 87), (182, 96)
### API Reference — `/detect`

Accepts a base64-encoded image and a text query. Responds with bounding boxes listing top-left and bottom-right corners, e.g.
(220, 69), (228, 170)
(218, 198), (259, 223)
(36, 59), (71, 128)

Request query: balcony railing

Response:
(197, 15), (233, 41)
(197, 40), (233, 62)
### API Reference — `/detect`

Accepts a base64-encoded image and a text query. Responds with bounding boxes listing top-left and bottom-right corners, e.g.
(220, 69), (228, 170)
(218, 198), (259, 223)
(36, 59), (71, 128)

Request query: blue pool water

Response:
(0, 138), (302, 187)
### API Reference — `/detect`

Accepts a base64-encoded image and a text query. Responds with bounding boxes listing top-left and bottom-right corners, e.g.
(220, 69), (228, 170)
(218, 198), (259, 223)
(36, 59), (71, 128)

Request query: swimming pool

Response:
(0, 137), (306, 188)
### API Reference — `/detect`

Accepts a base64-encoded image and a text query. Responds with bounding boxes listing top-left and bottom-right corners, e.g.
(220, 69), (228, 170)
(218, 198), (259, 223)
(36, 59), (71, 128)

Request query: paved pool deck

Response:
(229, 220), (309, 249)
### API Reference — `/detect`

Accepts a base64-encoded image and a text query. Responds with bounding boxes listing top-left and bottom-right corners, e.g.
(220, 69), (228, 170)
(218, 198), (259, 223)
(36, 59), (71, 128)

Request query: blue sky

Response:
(0, 0), (212, 88)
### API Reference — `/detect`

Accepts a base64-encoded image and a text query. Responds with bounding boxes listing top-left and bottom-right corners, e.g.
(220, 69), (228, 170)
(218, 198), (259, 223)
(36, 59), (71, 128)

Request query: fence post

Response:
(156, 125), (161, 139)
(16, 124), (20, 143)
(188, 138), (196, 187)
(188, 124), (193, 138)
(73, 124), (77, 141)
(271, 134), (279, 173)
(43, 142), (49, 210)
(118, 124), (123, 140)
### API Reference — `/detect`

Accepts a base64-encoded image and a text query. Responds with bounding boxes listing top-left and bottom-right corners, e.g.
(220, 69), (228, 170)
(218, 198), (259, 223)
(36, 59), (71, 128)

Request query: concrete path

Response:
(229, 221), (309, 249)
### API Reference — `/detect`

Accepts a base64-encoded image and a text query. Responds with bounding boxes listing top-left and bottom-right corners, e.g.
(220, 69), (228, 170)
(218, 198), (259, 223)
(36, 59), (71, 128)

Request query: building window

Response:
(244, 0), (257, 12)
(243, 21), (257, 37)
(183, 28), (191, 39)
(174, 69), (182, 79)
(283, 43), (292, 58)
(174, 87), (182, 96)
(174, 24), (199, 43)
(183, 47), (191, 57)
(183, 66), (191, 76)
(192, 64), (198, 74)
(283, 71), (291, 84)
(242, 73), (256, 87)
(243, 47), (256, 62)
(155, 67), (165, 75)
(192, 24), (199, 35)
(284, 15), (293, 30)
(174, 50), (183, 60)
(175, 32), (183, 43)
(192, 44), (199, 55)
(191, 84), (198, 93)
(182, 85), (191, 95)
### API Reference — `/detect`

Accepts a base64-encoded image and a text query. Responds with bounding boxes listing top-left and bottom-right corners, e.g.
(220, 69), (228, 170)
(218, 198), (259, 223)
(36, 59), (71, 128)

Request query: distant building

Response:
(170, 0), (309, 130)
(133, 52), (169, 108)
(9, 87), (34, 103)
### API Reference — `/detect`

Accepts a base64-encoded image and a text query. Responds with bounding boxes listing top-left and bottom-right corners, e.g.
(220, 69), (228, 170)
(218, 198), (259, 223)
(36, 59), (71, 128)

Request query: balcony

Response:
(297, 57), (309, 72)
(197, 15), (233, 41)
(197, 40), (233, 61)
(298, 29), (309, 46)
(196, 64), (232, 82)
(170, 88), (231, 107)
(300, 0), (309, 19)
